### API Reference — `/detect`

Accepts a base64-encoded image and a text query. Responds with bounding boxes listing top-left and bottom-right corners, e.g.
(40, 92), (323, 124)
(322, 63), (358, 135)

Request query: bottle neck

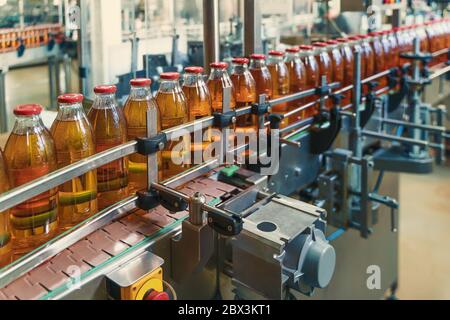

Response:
(183, 73), (205, 87)
(12, 115), (45, 135)
(56, 102), (86, 121)
(232, 64), (249, 75)
(285, 52), (300, 62)
(249, 59), (267, 69)
(209, 68), (229, 81)
(130, 85), (151, 100)
(92, 93), (117, 109)
(267, 55), (284, 65)
(158, 79), (182, 93)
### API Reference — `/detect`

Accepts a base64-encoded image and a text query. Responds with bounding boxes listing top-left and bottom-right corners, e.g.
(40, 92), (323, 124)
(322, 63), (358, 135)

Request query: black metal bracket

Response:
(268, 114), (285, 130)
(400, 52), (433, 65)
(330, 93), (344, 108)
(310, 107), (342, 155)
(315, 83), (332, 97)
(136, 187), (188, 213)
(251, 102), (271, 116)
(136, 133), (167, 156)
(207, 210), (243, 237)
(387, 68), (400, 89)
(387, 76), (409, 113)
(213, 111), (237, 128)
(361, 90), (379, 128)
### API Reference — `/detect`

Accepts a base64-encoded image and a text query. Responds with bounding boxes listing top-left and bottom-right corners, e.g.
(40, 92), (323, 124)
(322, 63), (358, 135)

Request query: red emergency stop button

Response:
(144, 290), (170, 300)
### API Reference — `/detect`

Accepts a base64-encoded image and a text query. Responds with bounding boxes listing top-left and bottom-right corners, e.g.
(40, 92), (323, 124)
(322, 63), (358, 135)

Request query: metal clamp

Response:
(207, 210), (243, 237)
(213, 111), (237, 128)
(136, 133), (167, 156)
(251, 102), (271, 116)
(310, 108), (342, 155)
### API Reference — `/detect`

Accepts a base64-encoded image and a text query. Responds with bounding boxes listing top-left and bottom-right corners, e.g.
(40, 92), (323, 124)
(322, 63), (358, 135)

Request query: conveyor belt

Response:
(0, 175), (239, 300)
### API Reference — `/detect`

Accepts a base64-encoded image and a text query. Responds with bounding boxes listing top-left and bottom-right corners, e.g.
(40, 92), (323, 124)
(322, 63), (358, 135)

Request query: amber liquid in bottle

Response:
(5, 112), (58, 256)
(370, 34), (386, 89)
(285, 49), (307, 123)
(182, 70), (212, 164)
(327, 43), (344, 108)
(51, 99), (97, 230)
(267, 52), (290, 127)
(300, 48), (320, 117)
(156, 75), (189, 180)
(231, 62), (258, 132)
(314, 45), (333, 111)
(0, 149), (12, 267)
(88, 91), (129, 210)
(124, 85), (162, 192)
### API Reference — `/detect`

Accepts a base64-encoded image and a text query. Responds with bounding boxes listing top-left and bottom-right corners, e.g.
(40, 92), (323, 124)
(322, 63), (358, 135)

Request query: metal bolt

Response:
(227, 226), (232, 232)
(231, 116), (237, 124)
(158, 142), (165, 150)
(267, 106), (272, 113)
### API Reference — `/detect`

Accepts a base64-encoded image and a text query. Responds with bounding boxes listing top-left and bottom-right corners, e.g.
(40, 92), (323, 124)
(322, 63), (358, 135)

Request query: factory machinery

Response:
(0, 19), (449, 301)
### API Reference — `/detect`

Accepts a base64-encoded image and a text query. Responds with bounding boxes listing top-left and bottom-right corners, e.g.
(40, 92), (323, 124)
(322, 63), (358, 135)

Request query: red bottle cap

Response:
(268, 50), (284, 56)
(210, 62), (228, 69)
(357, 34), (368, 39)
(232, 57), (249, 65)
(299, 44), (314, 50)
(94, 85), (117, 94)
(326, 40), (339, 45)
(347, 36), (360, 41)
(58, 93), (84, 104)
(160, 72), (180, 80)
(184, 66), (204, 74)
(285, 47), (300, 53)
(336, 38), (349, 43)
(144, 291), (170, 301)
(130, 78), (152, 86)
(312, 42), (328, 47)
(250, 53), (266, 60)
(14, 104), (43, 116)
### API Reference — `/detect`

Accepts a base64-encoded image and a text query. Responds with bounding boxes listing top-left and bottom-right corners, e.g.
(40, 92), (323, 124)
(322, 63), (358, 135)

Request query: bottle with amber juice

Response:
(284, 47), (307, 123)
(182, 67), (212, 163)
(299, 45), (320, 117)
(123, 78), (161, 192)
(230, 58), (257, 132)
(4, 104), (58, 255)
(267, 50), (290, 128)
(156, 72), (189, 180)
(0, 149), (12, 267)
(249, 54), (273, 100)
(51, 94), (97, 230)
(88, 85), (129, 210)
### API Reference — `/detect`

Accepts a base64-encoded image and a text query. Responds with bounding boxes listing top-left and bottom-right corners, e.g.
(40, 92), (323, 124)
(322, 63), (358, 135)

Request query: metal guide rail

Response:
(0, 168), (241, 300)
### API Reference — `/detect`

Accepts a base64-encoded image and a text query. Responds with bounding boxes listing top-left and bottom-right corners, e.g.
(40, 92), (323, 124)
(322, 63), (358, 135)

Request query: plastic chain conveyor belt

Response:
(0, 174), (240, 300)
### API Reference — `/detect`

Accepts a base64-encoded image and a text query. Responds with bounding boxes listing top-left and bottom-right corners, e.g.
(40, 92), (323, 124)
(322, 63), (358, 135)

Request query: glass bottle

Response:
(4, 104), (58, 255)
(88, 85), (129, 210)
(207, 62), (236, 112)
(182, 67), (212, 163)
(0, 149), (12, 267)
(249, 54), (273, 100)
(358, 35), (375, 79)
(123, 78), (161, 192)
(380, 31), (392, 70)
(267, 50), (290, 127)
(155, 72), (189, 179)
(299, 45), (320, 116)
(347, 36), (366, 80)
(313, 42), (333, 84)
(285, 47), (307, 122)
(336, 38), (354, 106)
(50, 94), (97, 230)
(230, 58), (258, 131)
(368, 32), (387, 88)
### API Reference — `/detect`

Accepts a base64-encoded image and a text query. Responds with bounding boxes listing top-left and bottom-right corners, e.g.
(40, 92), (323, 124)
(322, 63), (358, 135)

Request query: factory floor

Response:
(1, 65), (450, 300)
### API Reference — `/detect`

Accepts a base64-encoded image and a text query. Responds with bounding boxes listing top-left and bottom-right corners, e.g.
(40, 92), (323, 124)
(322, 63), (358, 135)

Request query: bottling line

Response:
(0, 0), (449, 301)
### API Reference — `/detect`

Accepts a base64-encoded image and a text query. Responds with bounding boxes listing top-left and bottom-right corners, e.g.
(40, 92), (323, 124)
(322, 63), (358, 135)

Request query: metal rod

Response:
(0, 141), (138, 213)
(429, 64), (450, 80)
(0, 68), (8, 133)
(203, 0), (220, 72)
(0, 196), (138, 288)
(431, 48), (449, 58)
(362, 130), (429, 148)
(243, 0), (262, 56)
(374, 117), (446, 134)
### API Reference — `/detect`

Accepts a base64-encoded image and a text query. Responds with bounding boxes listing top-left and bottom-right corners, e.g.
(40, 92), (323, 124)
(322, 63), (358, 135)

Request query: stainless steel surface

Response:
(376, 117), (446, 134)
(146, 103), (159, 188)
(0, 68), (7, 133)
(106, 251), (164, 288)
